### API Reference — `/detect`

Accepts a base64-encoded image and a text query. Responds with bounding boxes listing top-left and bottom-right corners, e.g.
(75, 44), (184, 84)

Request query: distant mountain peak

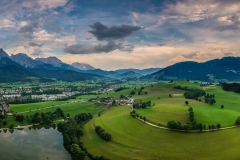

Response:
(0, 48), (9, 58)
(10, 53), (43, 68)
(35, 56), (63, 67)
(71, 62), (95, 70)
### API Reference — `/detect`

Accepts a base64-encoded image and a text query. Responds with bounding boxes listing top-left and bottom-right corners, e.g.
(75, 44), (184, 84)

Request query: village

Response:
(0, 84), (133, 115)
(88, 96), (134, 106)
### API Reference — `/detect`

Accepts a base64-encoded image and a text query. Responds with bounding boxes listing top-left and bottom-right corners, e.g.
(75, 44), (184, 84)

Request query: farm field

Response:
(10, 100), (72, 113)
(5, 80), (240, 159)
(82, 105), (240, 160)
(132, 81), (240, 127)
(17, 102), (105, 117)
(8, 101), (106, 128)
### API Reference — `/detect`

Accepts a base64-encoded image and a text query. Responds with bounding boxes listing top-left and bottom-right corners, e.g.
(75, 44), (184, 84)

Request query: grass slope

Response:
(132, 81), (240, 127)
(82, 106), (240, 160)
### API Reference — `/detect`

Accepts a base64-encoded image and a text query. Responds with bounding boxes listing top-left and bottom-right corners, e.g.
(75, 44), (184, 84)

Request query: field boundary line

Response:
(129, 105), (240, 133)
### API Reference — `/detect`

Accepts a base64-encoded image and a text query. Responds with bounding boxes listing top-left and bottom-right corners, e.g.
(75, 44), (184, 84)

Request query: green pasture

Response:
(133, 81), (240, 127)
(9, 101), (71, 113)
(6, 101), (106, 128)
(18, 102), (105, 117)
(4, 116), (32, 128)
(204, 86), (240, 112)
(135, 98), (205, 126)
(133, 81), (194, 100)
(82, 105), (240, 160)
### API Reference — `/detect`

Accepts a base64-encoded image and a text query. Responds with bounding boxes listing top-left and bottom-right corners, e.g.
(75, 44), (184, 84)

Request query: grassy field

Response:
(17, 102), (106, 117)
(4, 80), (240, 159)
(82, 105), (240, 160)
(131, 81), (240, 127)
(8, 101), (106, 128)
(136, 99), (195, 126)
(10, 101), (72, 113)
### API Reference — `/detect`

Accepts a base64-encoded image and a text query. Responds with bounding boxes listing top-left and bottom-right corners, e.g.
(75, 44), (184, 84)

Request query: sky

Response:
(1, 0), (240, 70)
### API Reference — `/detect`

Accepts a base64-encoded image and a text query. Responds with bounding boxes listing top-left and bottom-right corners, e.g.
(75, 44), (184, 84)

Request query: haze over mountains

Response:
(143, 57), (240, 82)
(0, 49), (162, 82)
(1, 48), (240, 83)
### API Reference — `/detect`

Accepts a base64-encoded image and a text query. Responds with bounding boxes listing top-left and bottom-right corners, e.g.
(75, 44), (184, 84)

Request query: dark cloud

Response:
(88, 22), (141, 41)
(208, 47), (226, 52)
(18, 22), (39, 39)
(30, 48), (44, 57)
(18, 22), (39, 34)
(29, 42), (44, 47)
(213, 24), (240, 31)
(157, 43), (166, 46)
(227, 15), (239, 22)
(45, 21), (62, 33)
(182, 51), (200, 59)
(213, 0), (240, 4)
(223, 52), (235, 56)
(63, 41), (133, 54)
(71, 27), (76, 32)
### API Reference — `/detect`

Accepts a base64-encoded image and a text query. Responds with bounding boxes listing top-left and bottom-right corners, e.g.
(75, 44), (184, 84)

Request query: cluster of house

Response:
(199, 83), (216, 87)
(31, 91), (80, 101)
(88, 96), (134, 106)
(0, 90), (81, 101)
(0, 87), (32, 95)
(0, 102), (10, 115)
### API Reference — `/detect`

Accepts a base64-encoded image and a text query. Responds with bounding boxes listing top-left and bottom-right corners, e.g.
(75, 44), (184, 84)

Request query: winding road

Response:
(129, 104), (240, 133)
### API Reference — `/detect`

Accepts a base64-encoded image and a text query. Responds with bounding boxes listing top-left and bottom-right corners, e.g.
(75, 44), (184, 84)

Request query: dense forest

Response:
(222, 83), (240, 93)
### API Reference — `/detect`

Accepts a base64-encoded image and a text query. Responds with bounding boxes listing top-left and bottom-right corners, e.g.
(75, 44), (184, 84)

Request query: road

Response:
(129, 103), (240, 133)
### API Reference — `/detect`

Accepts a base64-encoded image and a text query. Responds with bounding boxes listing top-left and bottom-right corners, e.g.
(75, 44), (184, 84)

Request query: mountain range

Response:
(0, 48), (162, 82)
(0, 49), (101, 82)
(2, 48), (239, 83)
(143, 57), (240, 82)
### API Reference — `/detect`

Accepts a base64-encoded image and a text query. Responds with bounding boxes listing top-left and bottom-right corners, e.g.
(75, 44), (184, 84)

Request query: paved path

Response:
(129, 105), (240, 132)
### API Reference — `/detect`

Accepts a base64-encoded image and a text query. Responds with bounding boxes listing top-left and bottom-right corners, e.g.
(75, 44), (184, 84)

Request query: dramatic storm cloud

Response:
(88, 22), (141, 41)
(29, 42), (44, 47)
(63, 41), (133, 54)
(1, 0), (240, 69)
(18, 22), (39, 39)
(30, 48), (44, 57)
(182, 51), (200, 59)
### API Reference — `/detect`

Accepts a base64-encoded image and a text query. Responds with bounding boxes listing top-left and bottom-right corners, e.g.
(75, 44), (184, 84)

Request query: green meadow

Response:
(10, 101), (105, 117)
(6, 80), (240, 159)
(10, 101), (71, 113)
(132, 81), (240, 127)
(8, 101), (106, 128)
(82, 105), (240, 160)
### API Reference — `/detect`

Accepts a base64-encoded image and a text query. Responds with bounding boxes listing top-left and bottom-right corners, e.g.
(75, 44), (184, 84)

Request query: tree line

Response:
(204, 93), (216, 105)
(130, 109), (146, 122)
(58, 113), (110, 160)
(16, 107), (65, 125)
(221, 83), (240, 93)
(115, 87), (129, 92)
(184, 89), (206, 99)
(138, 87), (147, 95)
(167, 107), (221, 131)
(133, 100), (151, 109)
(0, 110), (8, 128)
(95, 126), (112, 141)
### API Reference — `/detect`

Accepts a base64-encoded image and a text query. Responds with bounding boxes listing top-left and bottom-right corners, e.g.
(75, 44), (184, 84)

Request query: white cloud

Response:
(33, 30), (56, 41)
(54, 35), (76, 45)
(37, 0), (68, 10)
(0, 19), (15, 29)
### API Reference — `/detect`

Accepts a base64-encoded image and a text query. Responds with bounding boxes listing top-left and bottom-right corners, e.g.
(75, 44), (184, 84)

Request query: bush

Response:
(235, 117), (240, 125)
(95, 126), (112, 141)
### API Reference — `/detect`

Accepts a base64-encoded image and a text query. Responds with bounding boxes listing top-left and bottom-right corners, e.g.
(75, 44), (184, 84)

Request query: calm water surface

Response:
(0, 127), (70, 160)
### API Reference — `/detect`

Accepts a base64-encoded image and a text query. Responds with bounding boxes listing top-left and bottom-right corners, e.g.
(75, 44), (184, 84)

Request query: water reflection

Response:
(0, 126), (70, 160)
